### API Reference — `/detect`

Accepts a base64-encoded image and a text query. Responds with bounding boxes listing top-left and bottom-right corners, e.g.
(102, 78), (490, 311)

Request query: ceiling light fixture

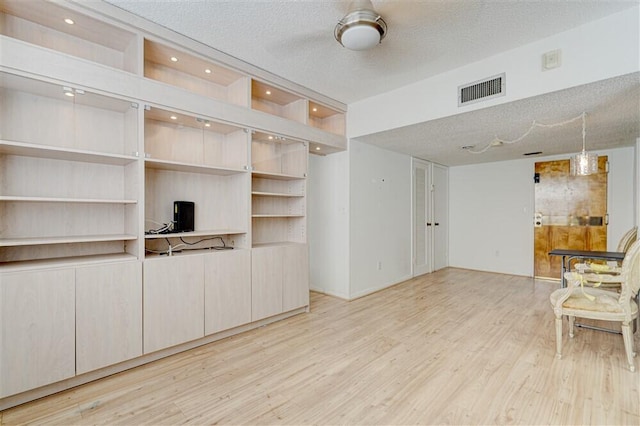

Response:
(569, 112), (598, 176)
(64, 18), (75, 25)
(466, 112), (594, 174)
(335, 0), (387, 51)
(170, 56), (178, 62)
(204, 68), (212, 74)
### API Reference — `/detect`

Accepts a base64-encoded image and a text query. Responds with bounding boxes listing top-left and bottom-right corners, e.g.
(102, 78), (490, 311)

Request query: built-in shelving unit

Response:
(0, 0), (139, 73)
(308, 101), (346, 136)
(0, 0), (337, 408)
(144, 105), (250, 254)
(144, 39), (249, 106)
(0, 72), (140, 267)
(251, 131), (307, 247)
(251, 80), (307, 124)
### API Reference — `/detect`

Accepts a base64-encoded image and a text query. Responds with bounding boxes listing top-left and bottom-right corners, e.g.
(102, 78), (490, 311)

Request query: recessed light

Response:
(315, 146), (321, 151)
(64, 18), (75, 25)
(170, 115), (177, 120)
(204, 122), (211, 127)
(312, 107), (318, 112)
(63, 86), (74, 97)
(265, 90), (271, 95)
(268, 136), (274, 140)
(170, 56), (178, 62)
(204, 68), (212, 74)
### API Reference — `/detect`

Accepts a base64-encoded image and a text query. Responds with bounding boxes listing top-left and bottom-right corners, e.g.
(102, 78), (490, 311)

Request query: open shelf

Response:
(145, 229), (246, 240)
(251, 80), (306, 123)
(308, 101), (346, 136)
(0, 234), (137, 248)
(0, 0), (140, 73)
(145, 158), (246, 176)
(0, 196), (137, 204)
(0, 72), (139, 157)
(144, 106), (248, 171)
(0, 140), (138, 165)
(144, 39), (249, 106)
(0, 253), (138, 272)
(251, 191), (304, 198)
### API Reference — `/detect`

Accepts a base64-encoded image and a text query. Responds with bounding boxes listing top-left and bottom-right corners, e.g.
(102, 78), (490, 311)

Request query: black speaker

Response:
(173, 201), (194, 232)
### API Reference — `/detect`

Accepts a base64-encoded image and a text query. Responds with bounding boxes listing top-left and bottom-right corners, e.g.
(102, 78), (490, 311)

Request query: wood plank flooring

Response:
(2, 267), (639, 425)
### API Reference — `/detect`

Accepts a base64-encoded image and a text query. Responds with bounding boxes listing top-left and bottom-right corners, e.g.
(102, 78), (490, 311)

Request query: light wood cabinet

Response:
(283, 244), (310, 311)
(0, 269), (75, 398)
(251, 243), (309, 321)
(143, 255), (205, 353)
(251, 245), (284, 321)
(204, 249), (251, 334)
(75, 261), (142, 375)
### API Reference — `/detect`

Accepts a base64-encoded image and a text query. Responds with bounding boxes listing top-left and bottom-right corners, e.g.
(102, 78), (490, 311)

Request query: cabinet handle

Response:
(435, 223), (440, 226)
(426, 223), (432, 226)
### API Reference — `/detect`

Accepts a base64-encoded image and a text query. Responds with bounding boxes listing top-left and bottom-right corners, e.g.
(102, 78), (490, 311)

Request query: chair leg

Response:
(555, 316), (563, 359)
(568, 315), (575, 338)
(621, 322), (636, 372)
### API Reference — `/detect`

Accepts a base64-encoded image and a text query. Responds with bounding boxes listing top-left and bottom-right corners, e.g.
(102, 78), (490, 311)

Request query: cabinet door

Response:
(143, 255), (204, 354)
(251, 246), (283, 321)
(0, 269), (75, 398)
(75, 261), (142, 375)
(204, 250), (251, 335)
(282, 244), (309, 312)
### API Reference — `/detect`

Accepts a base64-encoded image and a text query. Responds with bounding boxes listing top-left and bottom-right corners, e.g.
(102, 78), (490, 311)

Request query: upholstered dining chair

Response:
(574, 226), (638, 291)
(550, 238), (640, 371)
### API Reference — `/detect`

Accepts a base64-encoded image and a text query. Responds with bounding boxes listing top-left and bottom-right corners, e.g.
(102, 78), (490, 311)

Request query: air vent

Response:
(458, 73), (505, 106)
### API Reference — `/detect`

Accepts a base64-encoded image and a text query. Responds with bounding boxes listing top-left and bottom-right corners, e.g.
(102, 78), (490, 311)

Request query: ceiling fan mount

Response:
(334, 0), (387, 51)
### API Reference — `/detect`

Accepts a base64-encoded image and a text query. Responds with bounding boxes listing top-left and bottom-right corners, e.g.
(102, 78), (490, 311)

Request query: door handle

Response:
(435, 223), (440, 226)
(426, 223), (432, 226)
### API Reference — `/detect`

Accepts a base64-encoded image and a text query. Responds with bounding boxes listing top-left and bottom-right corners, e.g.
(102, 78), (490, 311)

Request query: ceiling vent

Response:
(458, 73), (505, 107)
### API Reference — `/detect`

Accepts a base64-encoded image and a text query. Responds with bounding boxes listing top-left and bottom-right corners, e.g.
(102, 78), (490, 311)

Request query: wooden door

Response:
(534, 156), (608, 279)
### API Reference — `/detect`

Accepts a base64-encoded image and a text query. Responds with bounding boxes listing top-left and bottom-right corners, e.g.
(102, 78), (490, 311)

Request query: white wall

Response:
(348, 141), (413, 298)
(308, 151), (350, 299)
(449, 146), (636, 276)
(348, 6), (640, 138)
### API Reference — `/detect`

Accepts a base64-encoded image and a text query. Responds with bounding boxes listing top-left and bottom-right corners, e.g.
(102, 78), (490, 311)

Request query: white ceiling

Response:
(105, 0), (640, 165)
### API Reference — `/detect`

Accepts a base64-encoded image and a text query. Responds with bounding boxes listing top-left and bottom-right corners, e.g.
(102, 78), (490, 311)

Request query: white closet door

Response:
(413, 159), (432, 276)
(432, 163), (449, 271)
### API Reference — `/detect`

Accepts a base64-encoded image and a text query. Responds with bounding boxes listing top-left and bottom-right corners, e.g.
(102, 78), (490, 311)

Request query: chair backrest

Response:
(619, 238), (640, 302)
(617, 226), (638, 253)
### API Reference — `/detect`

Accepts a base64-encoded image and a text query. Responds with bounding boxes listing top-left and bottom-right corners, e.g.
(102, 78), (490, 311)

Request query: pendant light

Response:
(569, 112), (598, 176)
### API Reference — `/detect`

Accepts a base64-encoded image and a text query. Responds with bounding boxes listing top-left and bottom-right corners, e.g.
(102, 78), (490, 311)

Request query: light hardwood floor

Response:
(2, 268), (639, 425)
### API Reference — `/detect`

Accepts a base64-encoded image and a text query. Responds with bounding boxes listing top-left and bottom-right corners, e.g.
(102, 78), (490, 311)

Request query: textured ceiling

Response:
(104, 0), (640, 165)
(356, 73), (640, 165)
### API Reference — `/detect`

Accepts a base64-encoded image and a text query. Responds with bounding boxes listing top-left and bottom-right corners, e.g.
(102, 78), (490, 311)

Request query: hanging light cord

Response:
(468, 112), (586, 154)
